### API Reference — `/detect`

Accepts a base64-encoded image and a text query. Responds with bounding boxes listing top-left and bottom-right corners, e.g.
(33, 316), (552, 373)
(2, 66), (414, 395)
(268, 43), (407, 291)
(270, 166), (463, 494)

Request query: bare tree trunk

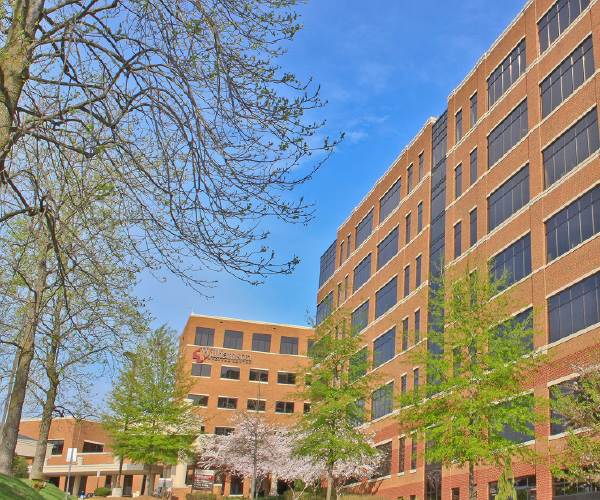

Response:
(469, 462), (476, 500)
(326, 466), (333, 500)
(0, 249), (48, 474)
(144, 465), (152, 495)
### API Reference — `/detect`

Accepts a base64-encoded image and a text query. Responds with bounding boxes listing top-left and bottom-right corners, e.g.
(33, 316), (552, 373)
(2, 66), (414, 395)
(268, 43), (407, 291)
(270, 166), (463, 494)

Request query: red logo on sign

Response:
(193, 348), (207, 363)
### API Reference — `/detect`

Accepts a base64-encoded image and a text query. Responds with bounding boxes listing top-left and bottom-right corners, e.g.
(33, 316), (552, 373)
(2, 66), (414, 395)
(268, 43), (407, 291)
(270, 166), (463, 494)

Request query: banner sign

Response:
(192, 470), (215, 491)
(193, 347), (251, 364)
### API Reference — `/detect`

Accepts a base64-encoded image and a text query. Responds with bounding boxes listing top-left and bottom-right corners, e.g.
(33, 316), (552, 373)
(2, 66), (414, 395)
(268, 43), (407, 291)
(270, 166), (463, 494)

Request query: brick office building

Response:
(178, 313), (313, 496)
(315, 1), (600, 500)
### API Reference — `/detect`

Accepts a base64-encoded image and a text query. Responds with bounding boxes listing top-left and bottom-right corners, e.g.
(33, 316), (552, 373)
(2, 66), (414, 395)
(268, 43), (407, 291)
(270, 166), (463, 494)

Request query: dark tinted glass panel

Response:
(399, 438), (406, 473)
(48, 440), (64, 456)
(191, 363), (211, 377)
(373, 442), (392, 478)
(277, 372), (296, 384)
(374, 328), (396, 367)
(280, 336), (299, 355)
(553, 476), (599, 496)
(223, 330), (243, 350)
(378, 227), (399, 270)
(356, 209), (374, 248)
(249, 369), (268, 382)
(470, 209), (478, 247)
(380, 180), (402, 223)
(352, 301), (369, 333)
(408, 166), (413, 193)
(488, 100), (528, 167)
(454, 222), (462, 258)
(541, 37), (594, 118)
(316, 292), (333, 326)
(82, 440), (104, 452)
(353, 254), (372, 292)
(252, 333), (271, 352)
(416, 256), (422, 287)
(372, 382), (394, 419)
(539, 0), (591, 53)
(404, 266), (410, 297)
(376, 278), (397, 319)
(188, 394), (208, 407)
(543, 108), (599, 187)
(470, 93), (478, 127)
(418, 203), (423, 232)
(247, 399), (266, 412)
(488, 39), (526, 107)
(275, 401), (294, 413)
(550, 379), (580, 435)
(455, 164), (462, 198)
(319, 240), (337, 287)
(215, 427), (235, 435)
(221, 367), (240, 380)
(490, 234), (532, 289)
(488, 165), (530, 231)
(195, 327), (214, 346)
(419, 153), (424, 181)
(406, 213), (412, 243)
(217, 397), (237, 409)
(470, 149), (478, 185)
(456, 110), (463, 143)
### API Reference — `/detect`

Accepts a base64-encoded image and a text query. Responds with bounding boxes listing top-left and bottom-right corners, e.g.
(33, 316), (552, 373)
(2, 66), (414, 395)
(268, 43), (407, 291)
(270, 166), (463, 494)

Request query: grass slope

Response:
(0, 475), (77, 500)
(19, 480), (77, 500)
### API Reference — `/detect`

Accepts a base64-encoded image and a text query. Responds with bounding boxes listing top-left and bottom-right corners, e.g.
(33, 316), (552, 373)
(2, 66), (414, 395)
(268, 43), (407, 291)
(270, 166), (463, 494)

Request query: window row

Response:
(194, 328), (300, 355)
(196, 396), (308, 413)
(191, 365), (296, 384)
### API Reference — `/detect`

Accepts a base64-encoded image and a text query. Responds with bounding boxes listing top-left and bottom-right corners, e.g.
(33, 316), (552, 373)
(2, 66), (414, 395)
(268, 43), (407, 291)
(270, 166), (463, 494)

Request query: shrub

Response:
(185, 493), (217, 500)
(93, 487), (111, 497)
(12, 455), (29, 478)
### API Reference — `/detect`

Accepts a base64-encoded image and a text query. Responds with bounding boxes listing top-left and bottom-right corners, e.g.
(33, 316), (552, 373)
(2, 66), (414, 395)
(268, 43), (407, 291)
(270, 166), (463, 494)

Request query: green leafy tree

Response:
(293, 308), (383, 500)
(549, 357), (600, 484)
(398, 264), (551, 500)
(103, 325), (202, 494)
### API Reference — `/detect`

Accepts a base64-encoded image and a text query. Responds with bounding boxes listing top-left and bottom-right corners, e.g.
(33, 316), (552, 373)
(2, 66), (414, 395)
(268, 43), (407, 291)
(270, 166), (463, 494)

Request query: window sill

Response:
(410, 469), (417, 474)
(369, 475), (391, 483)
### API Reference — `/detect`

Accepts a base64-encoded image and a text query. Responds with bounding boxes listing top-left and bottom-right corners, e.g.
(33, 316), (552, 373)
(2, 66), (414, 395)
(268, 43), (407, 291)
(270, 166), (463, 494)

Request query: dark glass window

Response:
(277, 372), (296, 384)
(454, 222), (462, 258)
(374, 329), (396, 367)
(191, 363), (211, 377)
(497, 396), (535, 443)
(415, 310), (421, 342)
(419, 153), (424, 181)
(543, 108), (599, 188)
(488, 165), (530, 231)
(553, 476), (599, 496)
(252, 333), (271, 353)
(188, 394), (208, 407)
(470, 209), (478, 247)
(489, 234), (532, 289)
(401, 375), (407, 394)
(195, 327), (214, 346)
(488, 100), (528, 167)
(247, 399), (266, 412)
(275, 401), (294, 413)
(350, 347), (367, 382)
(347, 235), (351, 258)
(455, 164), (462, 199)
(376, 277), (397, 319)
(372, 382), (394, 419)
(217, 397), (238, 409)
(356, 209), (374, 248)
(304, 403), (311, 413)
(490, 476), (536, 500)
(380, 179), (402, 223)
(539, 0), (591, 54)
(410, 439), (418, 469)
(402, 318), (409, 351)
(427, 469), (442, 500)
(414, 368), (420, 391)
(452, 488), (460, 500)
(456, 109), (463, 143)
(399, 438), (406, 473)
(406, 213), (412, 244)
(541, 37), (594, 118)
(418, 203), (423, 232)
(416, 256), (422, 287)
(223, 330), (243, 350)
(471, 93), (478, 127)
(280, 336), (299, 355)
(352, 301), (369, 333)
(495, 308), (534, 353)
(339, 241), (344, 265)
(221, 367), (240, 380)
(550, 379), (580, 435)
(377, 227), (399, 270)
(373, 442), (392, 478)
(488, 39), (526, 108)
(249, 368), (268, 382)
(48, 440), (64, 456)
(408, 165), (414, 193)
(316, 292), (333, 326)
(319, 240), (337, 287)
(547, 184), (600, 262)
(470, 148), (478, 185)
(353, 254), (372, 292)
(404, 266), (410, 297)
(215, 427), (235, 436)
(548, 270), (600, 343)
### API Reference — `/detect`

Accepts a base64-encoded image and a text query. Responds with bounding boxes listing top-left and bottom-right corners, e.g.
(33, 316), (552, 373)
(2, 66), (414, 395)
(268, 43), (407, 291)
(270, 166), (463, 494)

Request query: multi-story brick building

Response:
(315, 1), (600, 500)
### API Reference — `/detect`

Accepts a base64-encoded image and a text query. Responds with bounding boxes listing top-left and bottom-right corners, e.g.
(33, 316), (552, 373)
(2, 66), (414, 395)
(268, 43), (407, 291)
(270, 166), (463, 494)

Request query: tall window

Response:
(543, 108), (599, 188)
(380, 179), (402, 223)
(372, 383), (394, 420)
(407, 165), (413, 193)
(401, 375), (407, 394)
(356, 209), (374, 248)
(488, 165), (530, 231)
(415, 310), (421, 342)
(319, 240), (337, 287)
(316, 292), (333, 326)
(352, 301), (369, 333)
(470, 148), (478, 185)
(223, 330), (243, 350)
(470, 93), (478, 127)
(337, 282), (342, 306)
(455, 109), (463, 143)
(489, 234), (532, 289)
(416, 255), (422, 287)
(541, 37), (595, 118)
(410, 439), (418, 470)
(404, 266), (410, 297)
(454, 222), (462, 259)
(549, 270), (600, 343)
(455, 164), (462, 199)
(406, 213), (412, 244)
(539, 0), (591, 54)
(353, 254), (372, 292)
(417, 202), (423, 232)
(373, 442), (392, 478)
(195, 327), (214, 346)
(419, 153), (424, 181)
(280, 336), (299, 355)
(347, 235), (351, 258)
(402, 318), (409, 350)
(488, 39), (526, 108)
(344, 275), (349, 300)
(547, 184), (600, 262)
(374, 329), (396, 367)
(376, 277), (397, 319)
(414, 368), (419, 391)
(488, 100), (528, 167)
(339, 241), (345, 265)
(399, 438), (406, 473)
(470, 209), (478, 247)
(550, 379), (580, 435)
(377, 227), (399, 270)
(252, 333), (271, 352)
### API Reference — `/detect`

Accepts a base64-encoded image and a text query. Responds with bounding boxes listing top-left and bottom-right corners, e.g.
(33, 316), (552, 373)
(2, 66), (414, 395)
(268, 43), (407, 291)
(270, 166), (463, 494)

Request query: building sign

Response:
(193, 347), (252, 364)
(192, 470), (215, 491)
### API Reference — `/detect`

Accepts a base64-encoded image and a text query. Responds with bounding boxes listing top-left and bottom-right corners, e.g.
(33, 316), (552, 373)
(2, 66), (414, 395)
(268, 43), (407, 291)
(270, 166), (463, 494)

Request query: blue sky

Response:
(137, 0), (529, 333)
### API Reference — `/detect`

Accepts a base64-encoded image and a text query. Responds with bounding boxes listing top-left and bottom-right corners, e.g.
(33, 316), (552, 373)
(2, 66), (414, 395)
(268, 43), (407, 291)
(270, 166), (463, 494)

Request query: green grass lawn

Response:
(0, 474), (76, 500)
